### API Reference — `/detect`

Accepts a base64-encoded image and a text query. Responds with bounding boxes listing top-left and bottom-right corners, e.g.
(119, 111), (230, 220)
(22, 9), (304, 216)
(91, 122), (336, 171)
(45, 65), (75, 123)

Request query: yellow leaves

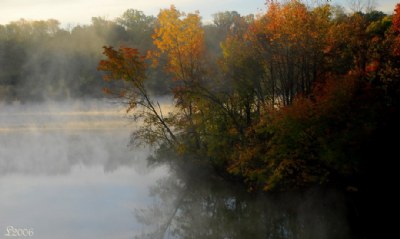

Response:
(253, 0), (331, 49)
(146, 49), (160, 68)
(152, 5), (205, 80)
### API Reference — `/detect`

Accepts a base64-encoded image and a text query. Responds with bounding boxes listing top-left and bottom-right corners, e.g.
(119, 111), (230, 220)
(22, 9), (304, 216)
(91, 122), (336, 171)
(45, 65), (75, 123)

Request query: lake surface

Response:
(0, 100), (168, 239)
(0, 100), (352, 239)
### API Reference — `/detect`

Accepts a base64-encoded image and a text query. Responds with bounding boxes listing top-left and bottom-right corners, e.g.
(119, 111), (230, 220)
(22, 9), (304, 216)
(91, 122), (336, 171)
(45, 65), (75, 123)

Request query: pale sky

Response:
(0, 0), (398, 26)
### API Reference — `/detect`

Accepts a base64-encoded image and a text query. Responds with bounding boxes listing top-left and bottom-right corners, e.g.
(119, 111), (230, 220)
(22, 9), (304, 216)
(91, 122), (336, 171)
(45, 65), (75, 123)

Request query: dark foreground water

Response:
(0, 101), (351, 239)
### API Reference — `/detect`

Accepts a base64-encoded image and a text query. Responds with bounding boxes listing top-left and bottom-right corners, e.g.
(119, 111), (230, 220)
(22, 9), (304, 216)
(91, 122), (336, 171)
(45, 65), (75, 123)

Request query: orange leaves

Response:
(391, 4), (400, 56)
(254, 0), (332, 52)
(260, 0), (314, 44)
(94, 3), (400, 193)
(98, 46), (146, 83)
(392, 4), (400, 33)
(366, 60), (379, 73)
(152, 5), (205, 81)
(98, 46), (147, 106)
(242, 0), (334, 105)
(227, 75), (365, 191)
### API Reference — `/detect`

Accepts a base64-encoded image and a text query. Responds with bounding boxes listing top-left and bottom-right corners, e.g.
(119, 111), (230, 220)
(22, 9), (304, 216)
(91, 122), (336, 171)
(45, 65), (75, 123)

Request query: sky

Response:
(0, 0), (399, 26)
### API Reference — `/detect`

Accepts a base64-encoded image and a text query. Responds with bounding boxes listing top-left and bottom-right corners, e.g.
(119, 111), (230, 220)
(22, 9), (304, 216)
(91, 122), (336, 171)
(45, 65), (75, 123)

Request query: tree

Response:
(91, 17), (127, 45)
(152, 5), (205, 83)
(116, 9), (156, 50)
(212, 11), (242, 33)
(203, 11), (246, 60)
(151, 5), (206, 150)
(244, 1), (332, 106)
(347, 0), (376, 13)
(96, 3), (400, 197)
(98, 46), (177, 146)
(391, 4), (400, 56)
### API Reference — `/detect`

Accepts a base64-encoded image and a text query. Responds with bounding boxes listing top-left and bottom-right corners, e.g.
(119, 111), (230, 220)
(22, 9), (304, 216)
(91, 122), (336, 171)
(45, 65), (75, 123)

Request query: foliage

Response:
(152, 5), (205, 83)
(116, 9), (156, 52)
(0, 10), (168, 101)
(98, 46), (178, 147)
(229, 75), (386, 191)
(96, 2), (400, 196)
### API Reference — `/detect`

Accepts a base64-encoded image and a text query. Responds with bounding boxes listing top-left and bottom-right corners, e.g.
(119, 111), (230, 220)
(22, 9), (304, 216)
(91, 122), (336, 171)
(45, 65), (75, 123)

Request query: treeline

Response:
(0, 10), (184, 101)
(99, 0), (400, 197)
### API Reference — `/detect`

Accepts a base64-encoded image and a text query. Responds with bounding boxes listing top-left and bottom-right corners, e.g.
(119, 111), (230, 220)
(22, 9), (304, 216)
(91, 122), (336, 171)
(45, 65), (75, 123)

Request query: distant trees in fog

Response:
(0, 9), (256, 102)
(0, 10), (159, 102)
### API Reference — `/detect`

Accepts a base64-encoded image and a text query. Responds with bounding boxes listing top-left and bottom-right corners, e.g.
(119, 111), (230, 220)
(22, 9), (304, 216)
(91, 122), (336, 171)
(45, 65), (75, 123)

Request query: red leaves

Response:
(391, 4), (400, 56)
(392, 4), (400, 33)
(366, 60), (379, 73)
(97, 46), (146, 83)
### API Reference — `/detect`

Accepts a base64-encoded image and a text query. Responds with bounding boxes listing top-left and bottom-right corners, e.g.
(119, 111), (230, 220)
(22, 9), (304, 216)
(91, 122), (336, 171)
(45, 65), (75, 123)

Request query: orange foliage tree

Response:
(98, 46), (178, 146)
(392, 4), (400, 56)
(97, 2), (400, 196)
(151, 5), (207, 151)
(246, 0), (332, 106)
(152, 5), (205, 83)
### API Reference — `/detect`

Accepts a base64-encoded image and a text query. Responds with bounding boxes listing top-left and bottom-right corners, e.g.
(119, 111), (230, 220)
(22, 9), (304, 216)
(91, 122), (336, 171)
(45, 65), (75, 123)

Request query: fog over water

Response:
(0, 100), (168, 239)
(0, 100), (351, 239)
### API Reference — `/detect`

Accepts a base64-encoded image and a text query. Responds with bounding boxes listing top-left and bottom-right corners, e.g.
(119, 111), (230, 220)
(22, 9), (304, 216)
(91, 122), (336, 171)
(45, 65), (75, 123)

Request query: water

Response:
(0, 100), (352, 239)
(0, 100), (167, 239)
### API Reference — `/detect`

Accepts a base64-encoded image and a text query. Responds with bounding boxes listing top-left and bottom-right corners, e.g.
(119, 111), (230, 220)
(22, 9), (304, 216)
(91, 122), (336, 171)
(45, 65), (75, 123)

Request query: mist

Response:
(0, 100), (151, 173)
(1, 2), (393, 238)
(0, 15), (158, 102)
(0, 99), (352, 239)
(134, 171), (351, 239)
(0, 100), (169, 239)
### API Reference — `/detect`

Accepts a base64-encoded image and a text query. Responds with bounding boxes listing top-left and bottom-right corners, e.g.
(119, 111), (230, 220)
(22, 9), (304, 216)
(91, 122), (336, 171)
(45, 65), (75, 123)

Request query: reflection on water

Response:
(0, 100), (167, 239)
(135, 164), (351, 239)
(0, 100), (351, 239)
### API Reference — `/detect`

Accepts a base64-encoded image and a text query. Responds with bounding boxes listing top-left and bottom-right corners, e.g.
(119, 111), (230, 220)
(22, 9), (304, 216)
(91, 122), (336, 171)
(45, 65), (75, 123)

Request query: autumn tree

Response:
(97, 4), (400, 238)
(212, 1), (333, 172)
(392, 4), (400, 53)
(152, 5), (205, 84)
(96, 2), (400, 202)
(98, 46), (177, 146)
(151, 5), (207, 150)
(248, 0), (332, 106)
(219, 13), (262, 128)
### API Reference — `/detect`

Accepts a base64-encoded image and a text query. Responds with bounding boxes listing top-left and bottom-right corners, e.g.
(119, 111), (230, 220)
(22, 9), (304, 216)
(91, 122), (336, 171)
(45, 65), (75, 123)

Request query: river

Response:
(0, 100), (169, 239)
(0, 100), (351, 239)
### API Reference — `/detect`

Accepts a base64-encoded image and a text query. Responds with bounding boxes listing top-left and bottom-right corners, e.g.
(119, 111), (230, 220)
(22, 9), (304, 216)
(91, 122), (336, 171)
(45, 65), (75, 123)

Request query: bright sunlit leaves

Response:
(96, 1), (400, 193)
(152, 5), (205, 82)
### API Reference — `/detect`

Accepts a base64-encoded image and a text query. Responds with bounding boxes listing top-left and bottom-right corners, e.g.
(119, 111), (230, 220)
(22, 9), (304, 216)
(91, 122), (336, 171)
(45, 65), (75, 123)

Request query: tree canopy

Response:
(98, 1), (400, 196)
